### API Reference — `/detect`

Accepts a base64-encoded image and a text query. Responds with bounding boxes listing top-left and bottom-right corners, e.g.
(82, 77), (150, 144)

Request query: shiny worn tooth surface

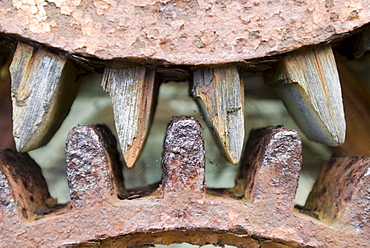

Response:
(65, 124), (125, 208)
(102, 63), (158, 168)
(0, 149), (51, 220)
(305, 155), (370, 232)
(192, 66), (244, 165)
(266, 45), (346, 146)
(232, 126), (302, 214)
(10, 43), (80, 152)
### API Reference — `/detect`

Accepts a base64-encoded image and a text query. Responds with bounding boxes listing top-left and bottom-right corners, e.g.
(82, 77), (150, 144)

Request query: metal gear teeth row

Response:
(0, 116), (369, 247)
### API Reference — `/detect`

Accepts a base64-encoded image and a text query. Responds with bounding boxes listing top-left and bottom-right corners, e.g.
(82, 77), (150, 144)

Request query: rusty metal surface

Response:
(162, 116), (205, 200)
(0, 1), (369, 65)
(66, 124), (125, 208)
(0, 118), (369, 247)
(232, 126), (302, 214)
(0, 149), (50, 220)
(305, 155), (370, 232)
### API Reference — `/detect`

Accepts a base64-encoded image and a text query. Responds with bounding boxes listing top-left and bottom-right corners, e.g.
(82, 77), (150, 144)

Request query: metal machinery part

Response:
(0, 1), (370, 247)
(1, 1), (370, 67)
(0, 117), (369, 247)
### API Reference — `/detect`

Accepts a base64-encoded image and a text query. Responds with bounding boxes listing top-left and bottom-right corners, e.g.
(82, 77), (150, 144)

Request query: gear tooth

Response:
(305, 155), (370, 232)
(192, 66), (244, 165)
(233, 126), (302, 214)
(161, 116), (206, 200)
(0, 149), (50, 220)
(65, 124), (125, 208)
(10, 43), (81, 152)
(265, 45), (346, 147)
(102, 63), (159, 168)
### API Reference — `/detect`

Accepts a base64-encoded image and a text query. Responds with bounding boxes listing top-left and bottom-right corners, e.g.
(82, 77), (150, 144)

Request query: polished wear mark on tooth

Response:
(10, 43), (80, 152)
(266, 45), (346, 146)
(192, 66), (244, 164)
(102, 64), (158, 168)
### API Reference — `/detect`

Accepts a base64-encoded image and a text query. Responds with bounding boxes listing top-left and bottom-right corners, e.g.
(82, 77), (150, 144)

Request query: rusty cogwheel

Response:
(0, 116), (369, 247)
(0, 1), (370, 247)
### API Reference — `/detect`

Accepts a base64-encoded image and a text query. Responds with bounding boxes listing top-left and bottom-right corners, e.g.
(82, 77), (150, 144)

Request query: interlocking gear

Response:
(0, 116), (369, 247)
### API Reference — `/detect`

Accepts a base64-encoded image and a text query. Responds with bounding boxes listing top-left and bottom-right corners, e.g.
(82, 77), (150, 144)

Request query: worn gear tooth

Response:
(265, 45), (346, 147)
(0, 149), (50, 220)
(66, 124), (125, 208)
(192, 66), (245, 165)
(232, 126), (302, 213)
(305, 155), (370, 231)
(162, 116), (205, 200)
(10, 43), (81, 152)
(102, 63), (159, 168)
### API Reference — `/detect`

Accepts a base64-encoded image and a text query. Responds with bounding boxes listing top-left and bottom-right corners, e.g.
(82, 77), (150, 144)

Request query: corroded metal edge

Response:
(0, 1), (369, 65)
(1, 119), (369, 247)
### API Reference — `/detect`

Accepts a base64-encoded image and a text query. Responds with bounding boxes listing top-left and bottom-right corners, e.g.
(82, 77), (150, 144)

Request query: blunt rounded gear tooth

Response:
(0, 122), (369, 247)
(192, 67), (245, 165)
(1, 1), (369, 245)
(305, 155), (370, 231)
(66, 124), (125, 208)
(233, 126), (302, 214)
(0, 149), (50, 220)
(162, 116), (206, 200)
(10, 42), (81, 153)
(102, 64), (159, 168)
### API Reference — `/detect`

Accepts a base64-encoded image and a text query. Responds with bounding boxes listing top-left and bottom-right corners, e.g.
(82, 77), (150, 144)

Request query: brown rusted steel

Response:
(0, 119), (369, 247)
(162, 116), (205, 200)
(0, 1), (369, 65)
(66, 124), (126, 208)
(232, 126), (302, 214)
(305, 155), (370, 232)
(0, 149), (50, 221)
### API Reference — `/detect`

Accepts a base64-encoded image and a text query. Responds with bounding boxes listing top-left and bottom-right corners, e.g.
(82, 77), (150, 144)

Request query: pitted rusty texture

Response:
(0, 122), (369, 247)
(233, 126), (302, 213)
(66, 124), (125, 208)
(306, 155), (370, 231)
(162, 116), (205, 199)
(0, 149), (50, 219)
(0, 1), (369, 65)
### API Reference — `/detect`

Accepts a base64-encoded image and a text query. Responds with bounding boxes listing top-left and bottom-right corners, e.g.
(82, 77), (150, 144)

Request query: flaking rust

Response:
(1, 1), (369, 65)
(0, 120), (369, 247)
(66, 124), (125, 208)
(305, 155), (370, 231)
(232, 126), (302, 214)
(0, 149), (50, 220)
(162, 116), (205, 200)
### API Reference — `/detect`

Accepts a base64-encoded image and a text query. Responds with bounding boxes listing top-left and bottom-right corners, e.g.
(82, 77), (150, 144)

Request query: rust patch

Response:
(66, 124), (125, 208)
(233, 126), (302, 214)
(305, 155), (370, 231)
(0, 122), (369, 247)
(162, 116), (205, 200)
(0, 149), (50, 219)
